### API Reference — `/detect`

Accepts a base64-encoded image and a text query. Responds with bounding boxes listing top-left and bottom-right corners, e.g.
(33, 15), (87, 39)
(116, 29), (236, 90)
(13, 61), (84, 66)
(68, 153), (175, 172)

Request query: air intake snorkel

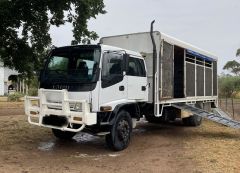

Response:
(150, 20), (157, 114)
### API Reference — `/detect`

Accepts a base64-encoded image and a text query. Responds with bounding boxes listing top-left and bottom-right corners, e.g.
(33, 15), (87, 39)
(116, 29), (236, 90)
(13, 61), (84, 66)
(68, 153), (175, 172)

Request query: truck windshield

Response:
(45, 47), (101, 83)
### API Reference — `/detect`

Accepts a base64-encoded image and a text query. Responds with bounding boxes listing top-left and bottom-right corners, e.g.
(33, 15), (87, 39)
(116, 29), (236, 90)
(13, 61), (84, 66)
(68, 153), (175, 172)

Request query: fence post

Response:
(231, 97), (235, 118)
(225, 97), (227, 112)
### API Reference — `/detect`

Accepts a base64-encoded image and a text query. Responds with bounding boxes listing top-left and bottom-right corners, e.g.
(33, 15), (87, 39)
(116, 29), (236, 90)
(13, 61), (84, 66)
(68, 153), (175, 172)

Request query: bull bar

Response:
(24, 89), (97, 132)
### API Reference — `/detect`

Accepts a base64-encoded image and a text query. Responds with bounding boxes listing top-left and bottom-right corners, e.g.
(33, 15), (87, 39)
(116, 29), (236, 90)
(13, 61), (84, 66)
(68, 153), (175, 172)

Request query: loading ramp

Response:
(172, 103), (240, 129)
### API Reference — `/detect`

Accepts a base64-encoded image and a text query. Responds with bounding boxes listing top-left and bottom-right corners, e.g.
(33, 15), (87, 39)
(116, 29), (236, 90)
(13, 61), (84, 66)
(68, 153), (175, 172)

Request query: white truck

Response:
(25, 21), (240, 151)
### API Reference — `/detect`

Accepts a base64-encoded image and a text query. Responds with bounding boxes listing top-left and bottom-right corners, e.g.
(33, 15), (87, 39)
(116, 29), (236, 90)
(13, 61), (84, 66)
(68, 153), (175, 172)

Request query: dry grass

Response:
(0, 102), (240, 172)
(0, 101), (24, 108)
(183, 120), (240, 173)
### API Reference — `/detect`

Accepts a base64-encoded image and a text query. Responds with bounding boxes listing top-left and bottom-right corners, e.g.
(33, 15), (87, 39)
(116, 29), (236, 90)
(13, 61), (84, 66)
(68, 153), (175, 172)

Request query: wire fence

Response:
(218, 98), (240, 121)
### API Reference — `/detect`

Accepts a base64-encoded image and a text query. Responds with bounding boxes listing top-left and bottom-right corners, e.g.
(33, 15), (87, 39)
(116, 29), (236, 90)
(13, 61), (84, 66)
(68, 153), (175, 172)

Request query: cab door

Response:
(99, 52), (127, 107)
(126, 56), (148, 101)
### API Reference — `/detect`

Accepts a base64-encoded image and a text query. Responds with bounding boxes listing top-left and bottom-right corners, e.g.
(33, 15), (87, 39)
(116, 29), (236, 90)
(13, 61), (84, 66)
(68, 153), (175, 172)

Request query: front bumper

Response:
(24, 89), (97, 132)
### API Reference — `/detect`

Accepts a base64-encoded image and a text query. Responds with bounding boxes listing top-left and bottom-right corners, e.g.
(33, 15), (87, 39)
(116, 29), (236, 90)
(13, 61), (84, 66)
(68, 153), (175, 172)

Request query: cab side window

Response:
(127, 57), (146, 77)
(101, 52), (124, 88)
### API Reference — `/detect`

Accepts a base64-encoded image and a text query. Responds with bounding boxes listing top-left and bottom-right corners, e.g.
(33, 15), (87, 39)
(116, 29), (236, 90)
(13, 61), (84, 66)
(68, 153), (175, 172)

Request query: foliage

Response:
(7, 92), (24, 102)
(28, 88), (38, 96)
(26, 76), (39, 96)
(0, 0), (106, 77)
(223, 60), (240, 76)
(218, 75), (240, 98)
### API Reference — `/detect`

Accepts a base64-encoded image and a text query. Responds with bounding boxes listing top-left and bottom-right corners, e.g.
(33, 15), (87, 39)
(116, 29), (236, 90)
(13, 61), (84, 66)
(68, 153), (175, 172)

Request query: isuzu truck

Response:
(25, 21), (240, 151)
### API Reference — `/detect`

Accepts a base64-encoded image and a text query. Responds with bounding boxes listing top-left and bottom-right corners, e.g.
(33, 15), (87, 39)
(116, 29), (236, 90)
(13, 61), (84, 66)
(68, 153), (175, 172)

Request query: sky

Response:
(49, 0), (240, 74)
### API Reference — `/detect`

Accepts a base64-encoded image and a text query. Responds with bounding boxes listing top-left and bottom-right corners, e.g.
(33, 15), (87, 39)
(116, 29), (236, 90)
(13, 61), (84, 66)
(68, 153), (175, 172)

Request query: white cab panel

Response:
(99, 76), (127, 107)
(127, 76), (148, 101)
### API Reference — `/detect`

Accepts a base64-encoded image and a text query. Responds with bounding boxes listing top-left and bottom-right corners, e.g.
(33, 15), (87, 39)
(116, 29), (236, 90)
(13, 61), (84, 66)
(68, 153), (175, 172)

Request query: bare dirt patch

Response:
(0, 102), (239, 173)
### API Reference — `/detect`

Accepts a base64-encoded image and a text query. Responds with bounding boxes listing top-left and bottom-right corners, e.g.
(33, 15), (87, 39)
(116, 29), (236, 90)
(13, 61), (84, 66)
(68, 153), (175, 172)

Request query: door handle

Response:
(119, 86), (125, 91)
(141, 86), (146, 91)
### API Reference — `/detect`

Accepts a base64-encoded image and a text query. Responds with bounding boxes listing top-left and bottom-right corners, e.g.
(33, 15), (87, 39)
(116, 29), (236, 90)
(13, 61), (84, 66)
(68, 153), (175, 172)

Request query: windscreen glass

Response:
(45, 48), (101, 83)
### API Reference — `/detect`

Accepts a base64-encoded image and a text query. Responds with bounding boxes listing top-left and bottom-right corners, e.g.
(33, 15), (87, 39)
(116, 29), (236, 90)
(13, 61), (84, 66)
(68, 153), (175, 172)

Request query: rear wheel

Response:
(182, 115), (202, 126)
(52, 129), (76, 140)
(182, 102), (203, 126)
(105, 110), (132, 151)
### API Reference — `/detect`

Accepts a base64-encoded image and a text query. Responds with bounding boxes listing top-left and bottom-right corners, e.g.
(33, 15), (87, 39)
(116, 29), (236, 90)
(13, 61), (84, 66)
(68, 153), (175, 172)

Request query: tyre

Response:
(182, 102), (203, 126)
(182, 114), (202, 126)
(52, 129), (76, 140)
(105, 110), (132, 151)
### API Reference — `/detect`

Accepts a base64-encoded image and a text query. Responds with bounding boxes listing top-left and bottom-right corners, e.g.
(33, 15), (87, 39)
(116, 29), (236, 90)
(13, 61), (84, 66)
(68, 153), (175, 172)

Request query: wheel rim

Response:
(117, 119), (130, 145)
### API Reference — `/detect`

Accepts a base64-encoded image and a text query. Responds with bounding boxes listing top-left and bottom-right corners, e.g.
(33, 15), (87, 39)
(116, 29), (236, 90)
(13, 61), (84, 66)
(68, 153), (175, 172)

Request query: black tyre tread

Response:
(182, 117), (190, 126)
(183, 115), (202, 126)
(105, 110), (132, 151)
(182, 102), (203, 127)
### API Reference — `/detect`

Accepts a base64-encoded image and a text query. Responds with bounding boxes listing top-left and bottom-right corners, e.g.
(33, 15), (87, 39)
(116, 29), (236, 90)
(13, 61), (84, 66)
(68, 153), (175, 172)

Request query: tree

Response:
(219, 76), (240, 98)
(0, 0), (106, 77)
(237, 48), (240, 57)
(218, 75), (240, 117)
(223, 60), (240, 76)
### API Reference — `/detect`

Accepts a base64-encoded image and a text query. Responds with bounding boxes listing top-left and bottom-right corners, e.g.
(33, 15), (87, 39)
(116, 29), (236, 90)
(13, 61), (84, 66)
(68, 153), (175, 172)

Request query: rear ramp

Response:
(172, 103), (240, 129)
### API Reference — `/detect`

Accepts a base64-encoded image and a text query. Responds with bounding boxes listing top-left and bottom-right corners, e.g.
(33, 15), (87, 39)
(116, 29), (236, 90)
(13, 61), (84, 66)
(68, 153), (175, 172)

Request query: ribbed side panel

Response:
(205, 68), (212, 96)
(162, 41), (173, 98)
(197, 66), (204, 96)
(186, 63), (195, 97)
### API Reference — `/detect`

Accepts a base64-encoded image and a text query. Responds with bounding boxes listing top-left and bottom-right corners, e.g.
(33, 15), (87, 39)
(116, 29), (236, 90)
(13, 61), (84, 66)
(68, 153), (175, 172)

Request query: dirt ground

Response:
(0, 102), (240, 173)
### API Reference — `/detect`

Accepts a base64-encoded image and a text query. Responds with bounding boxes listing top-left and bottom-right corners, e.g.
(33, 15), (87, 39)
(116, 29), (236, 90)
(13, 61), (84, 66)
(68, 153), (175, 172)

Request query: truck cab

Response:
(25, 44), (148, 151)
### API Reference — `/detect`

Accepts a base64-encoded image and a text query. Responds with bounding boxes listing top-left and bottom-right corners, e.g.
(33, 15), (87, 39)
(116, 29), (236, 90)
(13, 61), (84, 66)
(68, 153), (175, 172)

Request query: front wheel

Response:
(105, 110), (132, 151)
(52, 129), (76, 140)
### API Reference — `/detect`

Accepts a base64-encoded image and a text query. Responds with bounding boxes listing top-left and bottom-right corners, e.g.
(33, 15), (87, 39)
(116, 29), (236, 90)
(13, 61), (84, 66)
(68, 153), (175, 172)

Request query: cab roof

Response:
(100, 44), (142, 57)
